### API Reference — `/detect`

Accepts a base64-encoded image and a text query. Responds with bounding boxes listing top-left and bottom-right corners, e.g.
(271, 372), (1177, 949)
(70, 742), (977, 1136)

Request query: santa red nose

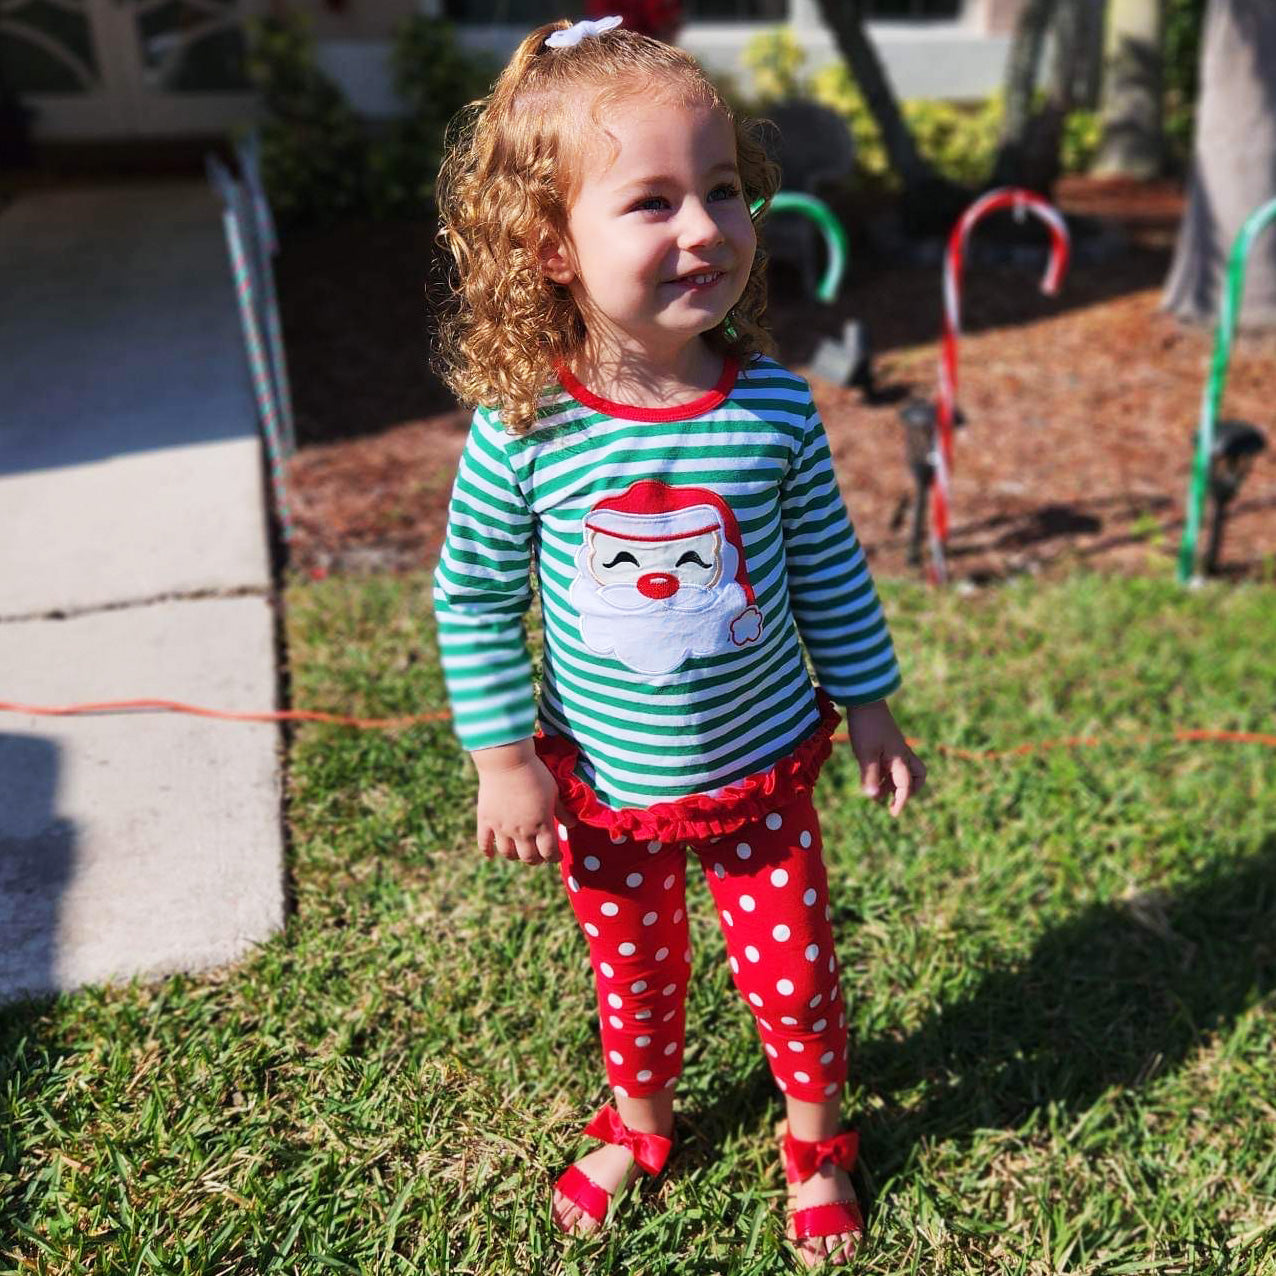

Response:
(637, 572), (680, 599)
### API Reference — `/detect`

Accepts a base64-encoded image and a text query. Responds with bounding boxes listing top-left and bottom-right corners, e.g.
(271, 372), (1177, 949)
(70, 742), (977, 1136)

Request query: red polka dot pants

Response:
(557, 792), (848, 1104)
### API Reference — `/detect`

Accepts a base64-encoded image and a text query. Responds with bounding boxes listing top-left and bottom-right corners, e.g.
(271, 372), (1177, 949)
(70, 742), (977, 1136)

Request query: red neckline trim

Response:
(553, 355), (740, 422)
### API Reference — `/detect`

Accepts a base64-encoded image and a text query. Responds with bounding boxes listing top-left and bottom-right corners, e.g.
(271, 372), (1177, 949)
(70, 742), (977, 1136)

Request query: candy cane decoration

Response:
(931, 188), (1071, 583)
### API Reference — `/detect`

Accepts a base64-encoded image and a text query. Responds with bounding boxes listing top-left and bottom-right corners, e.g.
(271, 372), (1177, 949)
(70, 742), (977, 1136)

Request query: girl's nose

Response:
(678, 200), (725, 250)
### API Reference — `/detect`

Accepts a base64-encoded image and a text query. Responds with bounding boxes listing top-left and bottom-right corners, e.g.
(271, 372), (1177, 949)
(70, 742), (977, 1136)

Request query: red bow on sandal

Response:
(780, 1125), (865, 1258)
(553, 1103), (674, 1231)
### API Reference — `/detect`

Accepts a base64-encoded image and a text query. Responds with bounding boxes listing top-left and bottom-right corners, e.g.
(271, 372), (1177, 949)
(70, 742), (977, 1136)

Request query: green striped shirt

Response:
(433, 354), (901, 809)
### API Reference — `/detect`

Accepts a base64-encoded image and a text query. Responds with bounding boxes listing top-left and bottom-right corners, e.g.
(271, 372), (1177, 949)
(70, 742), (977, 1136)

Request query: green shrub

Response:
(244, 12), (370, 227)
(367, 16), (500, 220)
(743, 28), (1099, 191)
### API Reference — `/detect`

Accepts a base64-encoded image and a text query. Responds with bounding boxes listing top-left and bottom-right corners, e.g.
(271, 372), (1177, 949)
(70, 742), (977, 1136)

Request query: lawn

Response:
(2, 571), (1274, 1273)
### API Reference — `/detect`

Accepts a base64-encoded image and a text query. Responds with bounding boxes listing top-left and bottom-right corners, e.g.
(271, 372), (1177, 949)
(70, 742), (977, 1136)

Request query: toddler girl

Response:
(431, 16), (926, 1267)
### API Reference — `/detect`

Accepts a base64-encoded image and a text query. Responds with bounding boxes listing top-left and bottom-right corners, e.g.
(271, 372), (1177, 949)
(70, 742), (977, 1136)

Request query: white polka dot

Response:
(654, 946), (669, 961)
(684, 948), (691, 963)
(608, 993), (623, 1009)
(663, 874), (675, 890)
(766, 1044), (779, 1057)
(803, 888), (818, 907)
(820, 1050), (835, 1064)
(663, 1009), (676, 1022)
(809, 993), (823, 1009)
(662, 983), (676, 996)
(600, 902), (619, 917)
(642, 911), (658, 926)
(674, 909), (684, 924)
(813, 1018), (827, 1032)
(599, 961), (615, 977)
(828, 956), (836, 972)
(568, 876), (580, 892)
(824, 1083), (838, 1096)
(805, 944), (819, 961)
(838, 1012), (845, 1028)
(765, 813), (783, 831)
(630, 979), (647, 993)
(772, 924), (791, 942)
(584, 856), (600, 871)
(618, 941), (636, 956)
(749, 992), (764, 1007)
(788, 1041), (804, 1053)
(609, 1015), (623, 1029)
(647, 841), (662, 853)
(770, 868), (789, 888)
(745, 945), (761, 963)
(739, 895), (756, 913)
(626, 872), (643, 888)
(799, 831), (812, 848)
(614, 1084), (629, 1097)
(831, 985), (840, 1001)
(723, 909), (734, 927)
(609, 1050), (624, 1064)
(636, 1034), (651, 1046)
(777, 1078), (788, 1091)
(825, 904), (832, 921)
(729, 956), (740, 974)
(557, 823), (569, 839)
(637, 1069), (652, 1082)
(609, 832), (626, 844)
(635, 1009), (652, 1020)
(713, 863), (725, 879)
(736, 842), (752, 860)
(663, 1041), (677, 1055)
(584, 922), (599, 937)
(794, 1070), (810, 1083)
(665, 1077), (677, 1087)
(776, 978), (795, 995)
(781, 1016), (798, 1026)
(759, 1018), (772, 1031)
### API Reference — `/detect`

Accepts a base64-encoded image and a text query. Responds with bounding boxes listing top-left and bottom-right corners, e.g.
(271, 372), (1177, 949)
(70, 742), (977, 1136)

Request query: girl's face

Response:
(540, 93), (756, 365)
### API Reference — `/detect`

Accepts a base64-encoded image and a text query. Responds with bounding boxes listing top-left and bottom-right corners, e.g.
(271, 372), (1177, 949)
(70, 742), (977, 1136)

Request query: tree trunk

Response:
(1094, 0), (1166, 177)
(1163, 0), (1276, 327)
(994, 0), (1059, 187)
(810, 0), (932, 189)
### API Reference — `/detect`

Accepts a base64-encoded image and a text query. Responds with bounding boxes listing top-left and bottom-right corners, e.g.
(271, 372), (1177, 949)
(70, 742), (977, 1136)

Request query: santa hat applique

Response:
(584, 479), (756, 605)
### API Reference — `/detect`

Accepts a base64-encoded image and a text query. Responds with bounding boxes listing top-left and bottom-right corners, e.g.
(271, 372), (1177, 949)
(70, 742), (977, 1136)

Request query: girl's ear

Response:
(538, 234), (576, 286)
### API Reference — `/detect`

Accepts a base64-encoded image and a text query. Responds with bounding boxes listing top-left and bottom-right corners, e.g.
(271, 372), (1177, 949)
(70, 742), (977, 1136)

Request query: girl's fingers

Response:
(888, 755), (912, 817)
(476, 825), (495, 859)
(535, 826), (561, 863)
(494, 833), (518, 861)
(860, 756), (883, 798)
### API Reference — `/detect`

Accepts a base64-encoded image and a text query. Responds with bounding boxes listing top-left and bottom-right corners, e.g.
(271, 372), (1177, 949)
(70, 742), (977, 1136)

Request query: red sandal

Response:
(780, 1123), (865, 1262)
(552, 1103), (674, 1232)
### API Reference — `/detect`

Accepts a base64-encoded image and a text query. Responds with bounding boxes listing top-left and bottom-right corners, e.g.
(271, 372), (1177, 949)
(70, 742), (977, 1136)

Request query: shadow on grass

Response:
(685, 836), (1275, 1187)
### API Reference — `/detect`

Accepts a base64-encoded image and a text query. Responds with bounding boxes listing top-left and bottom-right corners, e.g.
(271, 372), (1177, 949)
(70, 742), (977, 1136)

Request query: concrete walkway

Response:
(0, 182), (285, 1005)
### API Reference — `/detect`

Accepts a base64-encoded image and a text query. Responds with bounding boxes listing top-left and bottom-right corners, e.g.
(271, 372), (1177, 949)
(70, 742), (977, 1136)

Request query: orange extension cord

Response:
(1, 699), (1273, 761)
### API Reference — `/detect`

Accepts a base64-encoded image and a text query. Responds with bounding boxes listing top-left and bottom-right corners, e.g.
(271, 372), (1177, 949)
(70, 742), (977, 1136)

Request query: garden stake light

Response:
(1176, 195), (1276, 584)
(206, 154), (294, 543)
(1202, 420), (1268, 576)
(930, 188), (1071, 584)
(893, 399), (965, 566)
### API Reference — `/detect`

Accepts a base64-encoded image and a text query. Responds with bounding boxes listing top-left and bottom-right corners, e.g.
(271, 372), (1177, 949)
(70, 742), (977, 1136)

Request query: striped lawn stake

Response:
(932, 187), (1071, 583)
(1176, 195), (1276, 584)
(206, 155), (294, 543)
(235, 130), (297, 457)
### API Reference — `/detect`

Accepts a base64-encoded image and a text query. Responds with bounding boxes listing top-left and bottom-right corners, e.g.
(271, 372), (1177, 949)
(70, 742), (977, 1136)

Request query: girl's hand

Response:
(846, 700), (927, 818)
(472, 739), (577, 865)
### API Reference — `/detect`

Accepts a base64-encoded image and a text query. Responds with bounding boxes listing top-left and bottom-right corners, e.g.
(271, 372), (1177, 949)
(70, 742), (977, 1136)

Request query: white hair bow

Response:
(545, 15), (623, 48)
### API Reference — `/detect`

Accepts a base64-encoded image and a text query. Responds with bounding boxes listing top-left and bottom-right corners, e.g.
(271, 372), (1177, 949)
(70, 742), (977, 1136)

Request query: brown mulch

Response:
(278, 179), (1276, 584)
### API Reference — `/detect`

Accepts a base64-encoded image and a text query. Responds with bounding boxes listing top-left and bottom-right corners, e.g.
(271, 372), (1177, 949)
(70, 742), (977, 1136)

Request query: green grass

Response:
(2, 571), (1274, 1274)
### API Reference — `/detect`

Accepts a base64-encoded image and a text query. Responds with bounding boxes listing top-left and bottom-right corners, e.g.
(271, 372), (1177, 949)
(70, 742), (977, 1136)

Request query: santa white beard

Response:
(570, 575), (757, 675)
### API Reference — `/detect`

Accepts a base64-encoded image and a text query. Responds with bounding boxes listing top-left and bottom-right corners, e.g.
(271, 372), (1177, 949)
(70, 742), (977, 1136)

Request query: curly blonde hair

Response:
(432, 20), (781, 435)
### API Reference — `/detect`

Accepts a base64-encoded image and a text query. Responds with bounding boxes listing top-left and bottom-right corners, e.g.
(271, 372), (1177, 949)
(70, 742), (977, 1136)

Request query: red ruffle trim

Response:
(533, 690), (841, 842)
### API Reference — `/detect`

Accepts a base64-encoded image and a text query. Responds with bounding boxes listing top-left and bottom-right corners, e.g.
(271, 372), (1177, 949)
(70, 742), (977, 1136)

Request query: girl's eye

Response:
(631, 184), (741, 213)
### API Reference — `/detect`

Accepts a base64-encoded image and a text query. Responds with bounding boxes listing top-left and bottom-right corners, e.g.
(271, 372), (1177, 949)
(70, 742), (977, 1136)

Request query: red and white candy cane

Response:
(930, 187), (1071, 583)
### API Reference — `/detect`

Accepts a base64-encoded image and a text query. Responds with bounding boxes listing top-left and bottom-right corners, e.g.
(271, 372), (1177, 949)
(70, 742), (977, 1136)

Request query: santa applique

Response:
(569, 480), (765, 675)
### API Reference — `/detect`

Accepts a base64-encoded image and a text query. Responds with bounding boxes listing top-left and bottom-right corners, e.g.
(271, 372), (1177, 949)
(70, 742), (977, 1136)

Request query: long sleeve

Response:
(432, 408), (538, 750)
(779, 392), (902, 706)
